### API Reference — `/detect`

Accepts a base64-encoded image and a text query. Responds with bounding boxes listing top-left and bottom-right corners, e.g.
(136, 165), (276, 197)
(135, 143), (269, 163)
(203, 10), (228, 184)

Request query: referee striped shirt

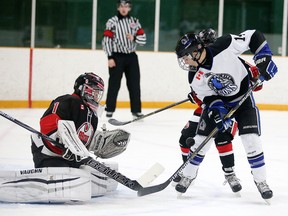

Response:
(102, 13), (146, 58)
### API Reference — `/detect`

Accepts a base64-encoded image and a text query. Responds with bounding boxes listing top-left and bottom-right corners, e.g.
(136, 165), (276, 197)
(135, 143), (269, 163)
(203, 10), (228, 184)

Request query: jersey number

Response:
(52, 102), (59, 114)
(234, 34), (245, 41)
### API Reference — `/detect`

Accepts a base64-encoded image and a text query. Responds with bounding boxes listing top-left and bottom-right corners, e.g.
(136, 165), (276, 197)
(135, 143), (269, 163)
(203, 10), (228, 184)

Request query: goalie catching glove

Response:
(89, 125), (131, 159)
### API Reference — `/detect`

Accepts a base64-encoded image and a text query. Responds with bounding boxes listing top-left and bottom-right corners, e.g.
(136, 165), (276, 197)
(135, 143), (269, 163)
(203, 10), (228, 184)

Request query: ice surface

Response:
(0, 108), (287, 216)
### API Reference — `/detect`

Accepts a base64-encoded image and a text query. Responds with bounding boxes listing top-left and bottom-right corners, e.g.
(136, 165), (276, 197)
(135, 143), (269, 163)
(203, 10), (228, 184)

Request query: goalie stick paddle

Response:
(0, 111), (160, 191)
(137, 79), (263, 197)
(108, 98), (190, 126)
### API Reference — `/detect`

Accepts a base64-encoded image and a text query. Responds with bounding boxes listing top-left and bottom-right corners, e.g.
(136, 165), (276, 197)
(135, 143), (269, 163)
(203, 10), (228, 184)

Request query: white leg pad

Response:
(0, 167), (91, 203)
(81, 161), (118, 197)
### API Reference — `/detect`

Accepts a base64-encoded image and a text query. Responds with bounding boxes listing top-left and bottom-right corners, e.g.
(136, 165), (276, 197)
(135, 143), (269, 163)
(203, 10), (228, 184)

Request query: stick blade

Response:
(137, 163), (165, 187)
(137, 180), (171, 197)
(108, 118), (129, 126)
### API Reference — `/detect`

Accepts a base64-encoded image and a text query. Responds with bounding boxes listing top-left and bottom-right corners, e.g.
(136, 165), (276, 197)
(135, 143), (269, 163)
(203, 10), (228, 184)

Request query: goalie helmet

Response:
(198, 28), (217, 46)
(74, 72), (104, 114)
(175, 33), (204, 71)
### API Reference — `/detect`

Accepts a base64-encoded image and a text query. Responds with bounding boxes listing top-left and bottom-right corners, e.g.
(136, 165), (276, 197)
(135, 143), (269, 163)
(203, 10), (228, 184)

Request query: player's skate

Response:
(175, 173), (195, 196)
(255, 180), (273, 204)
(223, 173), (242, 195)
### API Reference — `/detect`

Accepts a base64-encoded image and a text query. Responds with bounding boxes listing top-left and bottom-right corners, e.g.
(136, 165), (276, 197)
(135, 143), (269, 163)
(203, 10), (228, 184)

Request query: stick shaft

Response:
(109, 98), (190, 126)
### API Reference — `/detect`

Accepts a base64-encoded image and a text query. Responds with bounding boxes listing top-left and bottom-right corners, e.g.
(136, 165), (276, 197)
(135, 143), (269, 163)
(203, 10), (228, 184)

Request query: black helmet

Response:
(175, 33), (204, 70)
(198, 28), (217, 46)
(74, 72), (104, 114)
(175, 33), (203, 58)
(117, 0), (132, 7)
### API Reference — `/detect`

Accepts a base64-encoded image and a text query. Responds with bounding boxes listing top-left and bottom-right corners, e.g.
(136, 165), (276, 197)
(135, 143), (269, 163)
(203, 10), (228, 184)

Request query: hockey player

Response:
(174, 30), (277, 201)
(175, 29), (263, 195)
(174, 29), (241, 194)
(0, 72), (131, 203)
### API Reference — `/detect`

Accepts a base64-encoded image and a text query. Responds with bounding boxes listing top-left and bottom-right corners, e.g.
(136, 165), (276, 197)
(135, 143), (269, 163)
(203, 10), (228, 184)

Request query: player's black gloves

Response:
(187, 91), (202, 106)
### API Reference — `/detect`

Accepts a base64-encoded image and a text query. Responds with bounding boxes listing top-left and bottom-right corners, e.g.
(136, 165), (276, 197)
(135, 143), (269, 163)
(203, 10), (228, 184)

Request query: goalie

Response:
(0, 72), (130, 203)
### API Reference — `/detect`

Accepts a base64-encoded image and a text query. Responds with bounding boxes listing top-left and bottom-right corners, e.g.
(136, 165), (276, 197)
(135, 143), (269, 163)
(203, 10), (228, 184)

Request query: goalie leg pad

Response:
(81, 162), (118, 197)
(0, 167), (91, 203)
(89, 129), (130, 159)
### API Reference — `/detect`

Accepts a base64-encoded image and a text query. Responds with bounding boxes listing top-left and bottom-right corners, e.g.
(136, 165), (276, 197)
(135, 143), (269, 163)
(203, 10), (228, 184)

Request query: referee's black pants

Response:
(106, 52), (141, 113)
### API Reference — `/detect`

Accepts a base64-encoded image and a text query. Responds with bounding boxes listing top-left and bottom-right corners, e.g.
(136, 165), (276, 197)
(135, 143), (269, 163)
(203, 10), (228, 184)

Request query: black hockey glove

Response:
(208, 101), (232, 132)
(187, 91), (202, 106)
(253, 44), (278, 81)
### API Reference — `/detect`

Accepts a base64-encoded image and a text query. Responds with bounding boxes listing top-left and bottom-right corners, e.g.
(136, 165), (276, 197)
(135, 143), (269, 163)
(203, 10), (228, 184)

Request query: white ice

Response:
(0, 108), (287, 216)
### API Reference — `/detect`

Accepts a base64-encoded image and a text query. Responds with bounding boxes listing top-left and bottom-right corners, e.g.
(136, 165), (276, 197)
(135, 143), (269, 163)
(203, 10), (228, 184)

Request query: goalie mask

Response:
(175, 33), (204, 71)
(74, 72), (104, 115)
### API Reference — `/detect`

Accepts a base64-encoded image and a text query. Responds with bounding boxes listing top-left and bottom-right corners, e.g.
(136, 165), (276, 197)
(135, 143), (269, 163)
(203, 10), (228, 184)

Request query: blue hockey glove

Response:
(253, 44), (278, 81)
(208, 101), (232, 132)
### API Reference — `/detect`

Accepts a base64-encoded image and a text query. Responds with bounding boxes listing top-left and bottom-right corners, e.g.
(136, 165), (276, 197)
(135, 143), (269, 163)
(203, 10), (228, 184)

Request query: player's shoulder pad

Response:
(208, 34), (232, 57)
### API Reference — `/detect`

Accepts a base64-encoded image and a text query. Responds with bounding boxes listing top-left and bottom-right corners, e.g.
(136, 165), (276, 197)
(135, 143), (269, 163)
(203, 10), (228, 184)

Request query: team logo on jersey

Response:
(77, 122), (94, 146)
(199, 119), (206, 131)
(207, 73), (237, 96)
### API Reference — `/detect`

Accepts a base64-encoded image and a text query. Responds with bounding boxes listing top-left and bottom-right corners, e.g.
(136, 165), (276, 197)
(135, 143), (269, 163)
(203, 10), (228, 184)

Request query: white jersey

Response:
(191, 30), (258, 106)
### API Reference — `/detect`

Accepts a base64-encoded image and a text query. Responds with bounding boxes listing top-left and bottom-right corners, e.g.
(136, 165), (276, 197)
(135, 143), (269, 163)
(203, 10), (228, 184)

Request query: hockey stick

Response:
(137, 79), (263, 196)
(108, 98), (190, 126)
(0, 111), (162, 191)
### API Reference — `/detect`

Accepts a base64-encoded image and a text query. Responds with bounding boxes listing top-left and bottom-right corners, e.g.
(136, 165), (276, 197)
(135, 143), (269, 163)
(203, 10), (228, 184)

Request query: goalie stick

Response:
(108, 98), (189, 126)
(137, 79), (263, 197)
(0, 111), (163, 191)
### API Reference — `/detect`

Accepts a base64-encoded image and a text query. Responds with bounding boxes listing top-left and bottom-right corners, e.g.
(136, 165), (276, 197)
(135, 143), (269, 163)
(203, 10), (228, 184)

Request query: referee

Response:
(102, 0), (146, 119)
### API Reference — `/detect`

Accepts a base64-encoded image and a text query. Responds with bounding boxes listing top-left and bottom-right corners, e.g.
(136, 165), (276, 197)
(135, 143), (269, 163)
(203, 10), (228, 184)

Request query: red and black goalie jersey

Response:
(35, 93), (98, 156)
